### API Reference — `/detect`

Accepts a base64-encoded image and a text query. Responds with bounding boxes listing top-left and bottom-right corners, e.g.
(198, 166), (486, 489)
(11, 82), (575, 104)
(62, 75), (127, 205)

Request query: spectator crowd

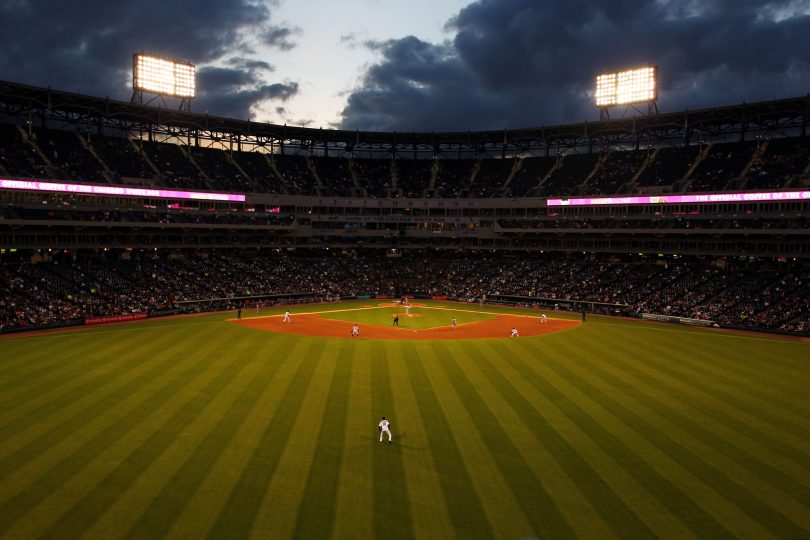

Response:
(1, 253), (807, 335)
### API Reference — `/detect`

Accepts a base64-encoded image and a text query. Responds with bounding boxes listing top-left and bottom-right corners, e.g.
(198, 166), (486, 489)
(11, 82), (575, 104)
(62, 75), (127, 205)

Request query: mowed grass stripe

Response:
(0, 334), (108, 391)
(508, 338), (737, 539)
(437, 342), (586, 540)
(590, 321), (810, 386)
(205, 339), (325, 540)
(592, 331), (810, 486)
(247, 341), (340, 539)
(572, 337), (810, 534)
(0, 327), (248, 537)
(539, 337), (784, 540)
(0, 329), (162, 429)
(330, 346), (375, 540)
(165, 337), (314, 539)
(87, 334), (287, 538)
(369, 342), (415, 540)
(632, 337), (810, 441)
(0, 323), (210, 401)
(419, 343), (534, 539)
(291, 341), (354, 539)
(468, 340), (658, 540)
(592, 319), (808, 353)
(670, 338), (810, 404)
(478, 340), (700, 540)
(403, 343), (495, 539)
(26, 331), (262, 540)
(123, 335), (294, 538)
(382, 343), (456, 539)
(0, 328), (202, 504)
(0, 329), (190, 461)
(594, 333), (810, 478)
(623, 330), (810, 430)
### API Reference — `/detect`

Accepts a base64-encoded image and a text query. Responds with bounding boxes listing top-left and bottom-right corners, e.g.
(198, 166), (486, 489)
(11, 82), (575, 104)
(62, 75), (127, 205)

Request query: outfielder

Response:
(379, 416), (392, 443)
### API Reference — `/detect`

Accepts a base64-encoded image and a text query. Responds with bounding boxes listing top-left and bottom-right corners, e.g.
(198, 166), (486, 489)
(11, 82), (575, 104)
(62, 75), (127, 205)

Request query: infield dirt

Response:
(233, 311), (578, 339)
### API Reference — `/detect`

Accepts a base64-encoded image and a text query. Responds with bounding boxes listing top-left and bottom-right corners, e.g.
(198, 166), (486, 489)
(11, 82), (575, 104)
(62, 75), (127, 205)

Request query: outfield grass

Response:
(0, 302), (808, 539)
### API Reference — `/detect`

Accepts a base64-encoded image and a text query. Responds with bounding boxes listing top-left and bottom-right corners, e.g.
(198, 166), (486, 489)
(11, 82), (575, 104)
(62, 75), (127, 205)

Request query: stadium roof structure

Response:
(1, 79), (809, 158)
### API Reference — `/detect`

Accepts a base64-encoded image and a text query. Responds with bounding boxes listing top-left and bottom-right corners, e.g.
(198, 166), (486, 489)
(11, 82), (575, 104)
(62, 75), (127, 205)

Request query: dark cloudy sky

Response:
(0, 0), (808, 131)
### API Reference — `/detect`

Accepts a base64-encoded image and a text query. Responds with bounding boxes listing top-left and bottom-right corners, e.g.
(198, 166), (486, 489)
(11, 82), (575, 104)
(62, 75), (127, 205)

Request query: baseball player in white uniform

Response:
(540, 313), (547, 324)
(351, 324), (360, 337)
(283, 311), (291, 323)
(510, 327), (520, 338)
(379, 416), (392, 443)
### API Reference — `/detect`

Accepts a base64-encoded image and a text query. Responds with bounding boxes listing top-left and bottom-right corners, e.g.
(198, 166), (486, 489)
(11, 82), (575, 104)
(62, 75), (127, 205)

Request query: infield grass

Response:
(0, 301), (808, 539)
(317, 303), (496, 329)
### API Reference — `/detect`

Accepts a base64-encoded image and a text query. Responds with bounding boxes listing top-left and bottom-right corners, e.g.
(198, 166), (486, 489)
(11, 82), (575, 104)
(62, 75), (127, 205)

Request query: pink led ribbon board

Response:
(0, 179), (245, 202)
(547, 191), (810, 207)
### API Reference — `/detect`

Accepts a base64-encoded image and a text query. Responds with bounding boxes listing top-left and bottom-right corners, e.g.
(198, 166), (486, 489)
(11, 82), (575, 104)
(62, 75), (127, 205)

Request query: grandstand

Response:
(0, 79), (808, 335)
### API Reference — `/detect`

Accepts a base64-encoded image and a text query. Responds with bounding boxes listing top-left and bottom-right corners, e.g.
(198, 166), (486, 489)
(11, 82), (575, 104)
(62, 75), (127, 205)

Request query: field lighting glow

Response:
(0, 179), (244, 202)
(547, 190), (810, 207)
(595, 66), (657, 107)
(133, 53), (196, 99)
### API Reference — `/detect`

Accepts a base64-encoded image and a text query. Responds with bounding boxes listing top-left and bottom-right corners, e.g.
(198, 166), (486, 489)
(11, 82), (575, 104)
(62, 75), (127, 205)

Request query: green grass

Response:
(0, 301), (808, 539)
(317, 304), (495, 329)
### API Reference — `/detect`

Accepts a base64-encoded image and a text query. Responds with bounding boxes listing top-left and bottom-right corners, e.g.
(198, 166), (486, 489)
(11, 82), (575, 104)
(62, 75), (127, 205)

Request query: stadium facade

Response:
(0, 80), (808, 334)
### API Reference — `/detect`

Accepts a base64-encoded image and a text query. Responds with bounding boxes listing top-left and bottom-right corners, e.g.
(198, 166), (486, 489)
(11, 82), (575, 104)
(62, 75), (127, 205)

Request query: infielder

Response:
(451, 316), (457, 329)
(379, 416), (392, 443)
(510, 327), (520, 338)
(351, 324), (360, 337)
(540, 313), (547, 324)
(283, 310), (291, 323)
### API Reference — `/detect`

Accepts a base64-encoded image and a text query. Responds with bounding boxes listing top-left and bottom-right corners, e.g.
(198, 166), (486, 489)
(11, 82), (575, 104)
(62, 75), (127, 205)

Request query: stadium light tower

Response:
(595, 65), (658, 120)
(131, 52), (196, 112)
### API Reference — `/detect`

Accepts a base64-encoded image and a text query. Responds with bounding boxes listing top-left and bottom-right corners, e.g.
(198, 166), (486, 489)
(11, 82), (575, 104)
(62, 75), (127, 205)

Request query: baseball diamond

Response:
(0, 301), (808, 539)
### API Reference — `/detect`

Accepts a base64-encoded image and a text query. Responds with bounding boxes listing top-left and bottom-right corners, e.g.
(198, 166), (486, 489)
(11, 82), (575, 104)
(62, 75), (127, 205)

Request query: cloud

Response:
(228, 57), (275, 73)
(199, 82), (299, 120)
(260, 25), (301, 51)
(340, 0), (810, 131)
(340, 33), (359, 47)
(197, 61), (299, 118)
(0, 0), (299, 118)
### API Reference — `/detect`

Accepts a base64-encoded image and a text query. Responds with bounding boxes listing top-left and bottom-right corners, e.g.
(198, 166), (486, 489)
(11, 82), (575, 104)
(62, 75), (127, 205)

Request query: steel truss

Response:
(1, 79), (808, 159)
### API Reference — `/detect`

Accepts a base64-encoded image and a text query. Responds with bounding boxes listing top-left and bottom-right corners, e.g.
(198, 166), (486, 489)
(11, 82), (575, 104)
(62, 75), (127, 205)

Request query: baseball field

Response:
(0, 300), (808, 539)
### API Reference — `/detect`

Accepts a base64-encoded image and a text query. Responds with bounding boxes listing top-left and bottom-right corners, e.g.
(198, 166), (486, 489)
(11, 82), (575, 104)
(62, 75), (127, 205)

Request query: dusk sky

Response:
(1, 0), (809, 131)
